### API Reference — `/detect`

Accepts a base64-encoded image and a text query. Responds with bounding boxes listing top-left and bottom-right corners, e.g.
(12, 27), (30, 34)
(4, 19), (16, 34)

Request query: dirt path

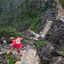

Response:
(40, 20), (53, 38)
(56, 0), (63, 19)
(31, 20), (53, 40)
(40, 0), (63, 38)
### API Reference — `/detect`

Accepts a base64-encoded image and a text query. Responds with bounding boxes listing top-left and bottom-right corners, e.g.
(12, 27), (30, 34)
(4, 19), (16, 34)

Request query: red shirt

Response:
(12, 38), (23, 50)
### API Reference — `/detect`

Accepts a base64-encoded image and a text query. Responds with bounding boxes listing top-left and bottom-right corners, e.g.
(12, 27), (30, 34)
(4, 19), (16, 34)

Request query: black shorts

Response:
(17, 48), (22, 53)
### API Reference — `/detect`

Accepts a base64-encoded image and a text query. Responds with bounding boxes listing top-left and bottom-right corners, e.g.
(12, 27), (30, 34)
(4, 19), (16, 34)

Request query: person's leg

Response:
(17, 49), (22, 57)
(17, 50), (21, 54)
(17, 48), (23, 55)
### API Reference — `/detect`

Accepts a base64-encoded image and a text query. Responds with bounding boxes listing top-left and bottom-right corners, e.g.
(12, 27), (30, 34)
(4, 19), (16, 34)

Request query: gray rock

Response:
(22, 61), (30, 64)
(50, 56), (64, 64)
(37, 43), (64, 64)
(16, 49), (40, 64)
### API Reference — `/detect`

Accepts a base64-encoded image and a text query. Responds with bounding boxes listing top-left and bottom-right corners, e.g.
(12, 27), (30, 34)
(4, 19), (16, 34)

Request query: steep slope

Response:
(0, 0), (23, 25)
(0, 0), (57, 33)
(59, 0), (64, 8)
(56, 0), (64, 20)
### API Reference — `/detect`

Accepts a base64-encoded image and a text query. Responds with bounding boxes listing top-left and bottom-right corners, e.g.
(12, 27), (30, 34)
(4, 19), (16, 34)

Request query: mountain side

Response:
(0, 0), (57, 33)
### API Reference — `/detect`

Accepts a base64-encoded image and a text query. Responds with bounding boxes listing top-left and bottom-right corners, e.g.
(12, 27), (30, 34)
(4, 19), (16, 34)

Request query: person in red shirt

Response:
(6, 37), (23, 54)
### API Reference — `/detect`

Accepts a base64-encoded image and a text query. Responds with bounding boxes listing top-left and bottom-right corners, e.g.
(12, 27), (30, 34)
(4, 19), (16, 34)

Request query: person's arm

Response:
(17, 37), (23, 40)
(6, 41), (15, 54)
(6, 48), (13, 54)
(20, 38), (23, 40)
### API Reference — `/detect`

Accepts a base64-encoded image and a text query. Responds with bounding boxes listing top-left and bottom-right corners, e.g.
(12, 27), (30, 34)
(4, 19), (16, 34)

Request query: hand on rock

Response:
(9, 44), (12, 46)
(6, 51), (10, 54)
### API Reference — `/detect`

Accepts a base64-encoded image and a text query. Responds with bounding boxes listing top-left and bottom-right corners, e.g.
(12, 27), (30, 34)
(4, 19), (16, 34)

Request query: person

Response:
(8, 37), (14, 46)
(6, 37), (23, 54)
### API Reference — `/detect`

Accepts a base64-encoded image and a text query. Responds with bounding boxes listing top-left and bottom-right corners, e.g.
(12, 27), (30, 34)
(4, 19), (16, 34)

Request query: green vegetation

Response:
(0, 0), (54, 33)
(0, 27), (23, 40)
(24, 39), (34, 43)
(60, 0), (64, 3)
(19, 5), (47, 33)
(0, 0), (5, 15)
(36, 40), (49, 47)
(46, 31), (52, 35)
(6, 55), (17, 64)
(0, 0), (56, 33)
(61, 49), (64, 52)
(0, 0), (47, 33)
(53, 20), (57, 22)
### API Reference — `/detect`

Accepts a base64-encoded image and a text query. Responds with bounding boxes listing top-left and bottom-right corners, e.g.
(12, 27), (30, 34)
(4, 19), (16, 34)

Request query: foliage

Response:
(53, 20), (57, 22)
(6, 55), (17, 64)
(29, 17), (42, 29)
(36, 40), (48, 47)
(0, 27), (23, 39)
(61, 49), (64, 52)
(20, 6), (47, 33)
(0, 0), (50, 33)
(46, 31), (52, 35)
(0, 0), (4, 15)
(24, 39), (34, 43)
(15, 1), (48, 33)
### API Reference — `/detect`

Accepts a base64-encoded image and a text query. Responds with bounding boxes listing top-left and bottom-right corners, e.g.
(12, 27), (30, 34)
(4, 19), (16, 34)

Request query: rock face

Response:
(50, 56), (64, 64)
(0, 44), (9, 55)
(37, 43), (64, 64)
(0, 54), (9, 64)
(0, 44), (11, 64)
(48, 20), (64, 49)
(0, 39), (40, 64)
(0, 43), (17, 64)
(16, 49), (40, 64)
(1, 39), (64, 64)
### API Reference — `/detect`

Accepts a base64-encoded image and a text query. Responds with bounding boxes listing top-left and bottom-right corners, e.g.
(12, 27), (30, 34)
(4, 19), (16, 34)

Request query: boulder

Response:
(50, 56), (64, 64)
(37, 43), (64, 64)
(48, 20), (64, 49)
(16, 49), (40, 64)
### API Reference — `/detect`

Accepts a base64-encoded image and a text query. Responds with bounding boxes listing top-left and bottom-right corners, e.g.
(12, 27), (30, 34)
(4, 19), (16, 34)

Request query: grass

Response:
(24, 39), (34, 43)
(18, 5), (47, 33)
(46, 31), (52, 35)
(0, 27), (23, 40)
(36, 40), (49, 47)
(61, 49), (64, 52)
(6, 55), (17, 64)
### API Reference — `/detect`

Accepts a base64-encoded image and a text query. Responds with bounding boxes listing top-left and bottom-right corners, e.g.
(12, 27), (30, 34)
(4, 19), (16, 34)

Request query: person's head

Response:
(9, 37), (15, 42)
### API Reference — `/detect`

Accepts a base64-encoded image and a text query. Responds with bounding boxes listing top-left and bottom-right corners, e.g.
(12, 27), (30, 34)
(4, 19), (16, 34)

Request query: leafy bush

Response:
(46, 31), (52, 35)
(53, 20), (57, 22)
(61, 49), (64, 52)
(29, 17), (42, 33)
(16, 1), (47, 33)
(6, 55), (17, 64)
(24, 39), (34, 43)
(0, 27), (23, 39)
(36, 40), (48, 47)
